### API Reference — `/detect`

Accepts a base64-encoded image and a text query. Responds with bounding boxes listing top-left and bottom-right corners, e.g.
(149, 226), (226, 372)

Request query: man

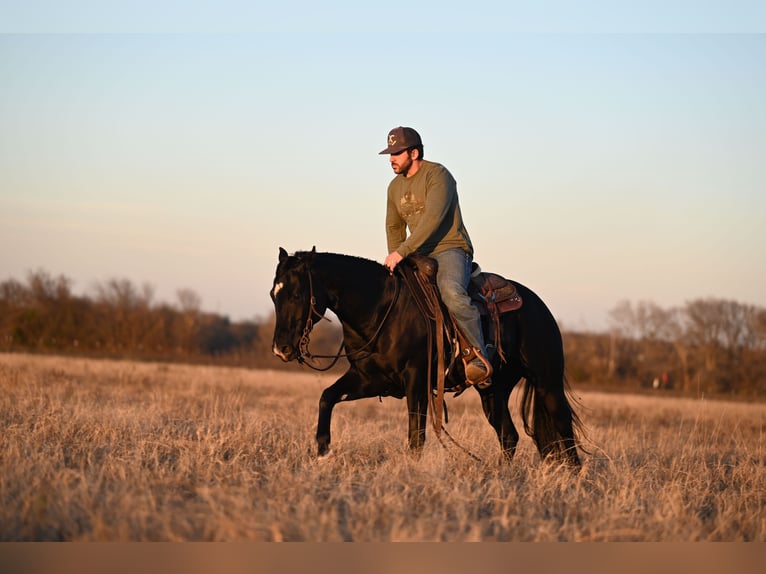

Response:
(379, 126), (491, 386)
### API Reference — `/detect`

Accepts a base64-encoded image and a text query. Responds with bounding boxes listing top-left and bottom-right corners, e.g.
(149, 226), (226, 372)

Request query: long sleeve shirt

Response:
(385, 160), (474, 258)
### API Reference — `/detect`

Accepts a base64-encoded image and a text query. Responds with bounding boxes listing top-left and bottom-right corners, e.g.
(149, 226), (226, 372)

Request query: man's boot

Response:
(464, 348), (493, 389)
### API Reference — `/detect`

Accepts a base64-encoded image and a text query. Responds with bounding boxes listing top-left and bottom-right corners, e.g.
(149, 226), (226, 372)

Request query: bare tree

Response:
(93, 278), (156, 351)
(654, 306), (693, 392)
(175, 288), (202, 354)
(176, 288), (201, 314)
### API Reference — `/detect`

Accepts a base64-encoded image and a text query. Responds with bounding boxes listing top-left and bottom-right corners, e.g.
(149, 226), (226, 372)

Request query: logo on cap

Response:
(379, 126), (422, 155)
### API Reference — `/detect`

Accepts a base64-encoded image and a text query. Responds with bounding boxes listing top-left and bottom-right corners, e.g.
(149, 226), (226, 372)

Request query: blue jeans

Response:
(431, 248), (487, 357)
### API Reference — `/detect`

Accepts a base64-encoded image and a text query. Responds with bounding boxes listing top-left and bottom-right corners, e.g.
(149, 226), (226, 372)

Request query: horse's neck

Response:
(316, 258), (393, 335)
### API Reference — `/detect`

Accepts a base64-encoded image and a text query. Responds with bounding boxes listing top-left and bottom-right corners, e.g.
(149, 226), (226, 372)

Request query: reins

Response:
(398, 264), (484, 463)
(398, 266), (452, 437)
(296, 268), (400, 371)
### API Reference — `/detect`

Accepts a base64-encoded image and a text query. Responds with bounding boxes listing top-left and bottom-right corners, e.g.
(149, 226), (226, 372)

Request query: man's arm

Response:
(385, 193), (407, 254)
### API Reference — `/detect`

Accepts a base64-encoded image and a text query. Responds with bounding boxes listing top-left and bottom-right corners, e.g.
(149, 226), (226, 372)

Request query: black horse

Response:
(270, 248), (583, 466)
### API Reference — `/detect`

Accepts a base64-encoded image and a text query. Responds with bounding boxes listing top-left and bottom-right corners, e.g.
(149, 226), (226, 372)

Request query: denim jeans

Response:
(431, 248), (487, 357)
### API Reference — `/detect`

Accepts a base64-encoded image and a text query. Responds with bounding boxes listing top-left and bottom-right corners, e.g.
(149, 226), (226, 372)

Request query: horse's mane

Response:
(296, 251), (388, 274)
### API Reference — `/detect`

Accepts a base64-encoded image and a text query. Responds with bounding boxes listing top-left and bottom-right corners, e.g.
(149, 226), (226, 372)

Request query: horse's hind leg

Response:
(536, 385), (581, 467)
(478, 378), (519, 462)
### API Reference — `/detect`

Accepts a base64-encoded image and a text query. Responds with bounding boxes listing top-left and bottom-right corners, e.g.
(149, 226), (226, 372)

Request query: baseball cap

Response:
(378, 126), (422, 155)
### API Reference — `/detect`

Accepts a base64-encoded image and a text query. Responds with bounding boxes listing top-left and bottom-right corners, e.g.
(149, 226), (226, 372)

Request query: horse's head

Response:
(270, 247), (328, 362)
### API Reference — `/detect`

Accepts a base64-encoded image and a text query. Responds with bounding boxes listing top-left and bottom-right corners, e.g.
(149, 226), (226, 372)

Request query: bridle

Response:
(294, 265), (400, 371)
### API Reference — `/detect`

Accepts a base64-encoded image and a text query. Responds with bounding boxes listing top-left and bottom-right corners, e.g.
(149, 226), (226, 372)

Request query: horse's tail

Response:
(519, 374), (587, 465)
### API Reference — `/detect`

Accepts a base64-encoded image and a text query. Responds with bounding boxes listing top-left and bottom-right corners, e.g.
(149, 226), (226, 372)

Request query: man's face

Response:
(389, 149), (414, 175)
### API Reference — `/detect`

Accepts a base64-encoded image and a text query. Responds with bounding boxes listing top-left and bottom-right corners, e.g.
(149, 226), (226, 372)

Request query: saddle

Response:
(468, 263), (523, 316)
(403, 254), (523, 366)
(405, 255), (523, 319)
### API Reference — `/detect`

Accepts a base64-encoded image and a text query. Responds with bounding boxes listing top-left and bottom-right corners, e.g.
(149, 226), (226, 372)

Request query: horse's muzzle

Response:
(272, 342), (297, 362)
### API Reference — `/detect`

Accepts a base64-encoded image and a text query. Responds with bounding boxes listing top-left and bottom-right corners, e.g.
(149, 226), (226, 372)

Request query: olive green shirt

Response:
(386, 160), (473, 258)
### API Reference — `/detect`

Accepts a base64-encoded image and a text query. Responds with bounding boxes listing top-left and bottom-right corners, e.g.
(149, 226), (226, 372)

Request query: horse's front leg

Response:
(405, 386), (428, 452)
(316, 370), (367, 457)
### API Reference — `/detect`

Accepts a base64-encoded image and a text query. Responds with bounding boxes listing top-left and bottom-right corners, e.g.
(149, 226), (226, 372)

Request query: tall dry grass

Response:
(0, 353), (763, 541)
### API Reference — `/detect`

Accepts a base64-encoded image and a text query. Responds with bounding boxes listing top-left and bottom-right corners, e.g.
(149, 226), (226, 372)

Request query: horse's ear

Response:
(311, 246), (316, 254)
(279, 247), (288, 262)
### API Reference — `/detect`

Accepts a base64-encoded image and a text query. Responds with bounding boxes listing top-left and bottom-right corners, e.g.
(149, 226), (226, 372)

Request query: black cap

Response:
(378, 126), (422, 155)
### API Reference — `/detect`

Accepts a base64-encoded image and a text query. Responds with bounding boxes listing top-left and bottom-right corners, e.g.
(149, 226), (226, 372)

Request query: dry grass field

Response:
(0, 352), (764, 541)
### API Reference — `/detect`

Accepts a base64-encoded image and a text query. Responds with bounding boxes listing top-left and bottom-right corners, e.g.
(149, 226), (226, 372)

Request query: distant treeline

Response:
(0, 270), (340, 369)
(2, 270), (765, 397)
(563, 299), (766, 398)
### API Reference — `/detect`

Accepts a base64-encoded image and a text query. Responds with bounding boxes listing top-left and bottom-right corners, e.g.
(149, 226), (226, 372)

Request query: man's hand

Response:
(384, 251), (404, 274)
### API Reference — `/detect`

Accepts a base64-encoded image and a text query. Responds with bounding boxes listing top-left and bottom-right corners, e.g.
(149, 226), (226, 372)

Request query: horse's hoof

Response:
(316, 449), (334, 462)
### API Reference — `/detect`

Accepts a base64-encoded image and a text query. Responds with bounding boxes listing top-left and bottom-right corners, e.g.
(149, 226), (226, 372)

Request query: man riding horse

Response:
(270, 127), (583, 464)
(380, 126), (492, 388)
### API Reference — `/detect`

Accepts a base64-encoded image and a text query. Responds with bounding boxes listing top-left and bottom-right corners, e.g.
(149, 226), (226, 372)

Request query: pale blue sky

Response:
(1, 6), (765, 330)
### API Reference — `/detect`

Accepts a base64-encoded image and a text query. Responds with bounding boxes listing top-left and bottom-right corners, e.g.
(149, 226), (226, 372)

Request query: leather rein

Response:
(398, 266), (456, 437)
(296, 267), (400, 371)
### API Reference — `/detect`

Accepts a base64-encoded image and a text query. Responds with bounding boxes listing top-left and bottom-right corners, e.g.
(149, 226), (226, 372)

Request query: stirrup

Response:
(474, 345), (496, 390)
(451, 375), (490, 398)
(462, 347), (493, 389)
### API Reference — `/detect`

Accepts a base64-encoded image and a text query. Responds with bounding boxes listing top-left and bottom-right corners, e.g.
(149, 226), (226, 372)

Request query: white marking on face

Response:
(340, 393), (349, 401)
(273, 282), (284, 297)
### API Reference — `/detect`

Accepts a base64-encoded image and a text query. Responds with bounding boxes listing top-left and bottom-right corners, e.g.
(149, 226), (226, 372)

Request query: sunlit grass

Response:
(1, 353), (763, 541)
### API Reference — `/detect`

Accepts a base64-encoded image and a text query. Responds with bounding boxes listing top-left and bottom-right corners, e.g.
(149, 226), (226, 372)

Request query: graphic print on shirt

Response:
(399, 191), (425, 222)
